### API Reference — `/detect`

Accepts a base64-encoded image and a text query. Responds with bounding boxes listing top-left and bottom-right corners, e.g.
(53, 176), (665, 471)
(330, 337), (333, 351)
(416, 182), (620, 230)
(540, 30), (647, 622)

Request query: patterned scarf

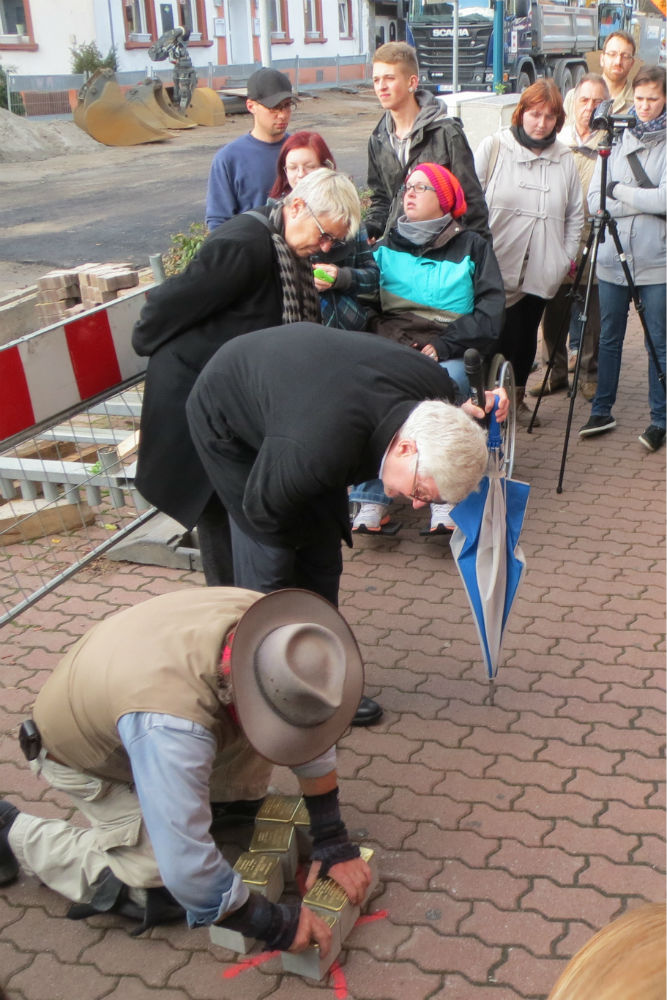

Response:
(268, 204), (321, 325)
(630, 107), (666, 140)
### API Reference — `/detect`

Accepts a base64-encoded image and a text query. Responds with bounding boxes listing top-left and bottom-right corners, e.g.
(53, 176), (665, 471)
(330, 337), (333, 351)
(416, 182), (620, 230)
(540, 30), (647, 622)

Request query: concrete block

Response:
(209, 923), (256, 954)
(249, 824), (299, 881)
(37, 289), (79, 305)
(281, 911), (341, 981)
(302, 878), (360, 942)
(0, 289), (38, 344)
(105, 512), (202, 571)
(233, 852), (284, 902)
(37, 270), (80, 290)
(255, 794), (303, 825)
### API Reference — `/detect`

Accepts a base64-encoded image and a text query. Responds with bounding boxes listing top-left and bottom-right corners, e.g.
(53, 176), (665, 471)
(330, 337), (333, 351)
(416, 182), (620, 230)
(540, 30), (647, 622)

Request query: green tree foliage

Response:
(70, 41), (117, 76)
(163, 223), (209, 276)
(0, 60), (25, 115)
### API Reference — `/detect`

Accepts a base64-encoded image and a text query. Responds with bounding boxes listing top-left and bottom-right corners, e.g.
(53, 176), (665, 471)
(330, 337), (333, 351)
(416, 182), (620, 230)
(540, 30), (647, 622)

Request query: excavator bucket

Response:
(74, 69), (170, 147)
(126, 79), (196, 130)
(184, 87), (226, 127)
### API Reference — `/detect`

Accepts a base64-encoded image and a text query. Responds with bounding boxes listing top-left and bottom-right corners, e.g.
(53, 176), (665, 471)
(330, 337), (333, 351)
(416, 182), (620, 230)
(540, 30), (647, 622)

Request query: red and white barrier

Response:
(1, 287), (150, 444)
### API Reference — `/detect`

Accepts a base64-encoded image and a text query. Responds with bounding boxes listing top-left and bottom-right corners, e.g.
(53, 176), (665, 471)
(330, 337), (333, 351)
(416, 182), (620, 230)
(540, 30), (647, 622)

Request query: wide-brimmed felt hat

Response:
(231, 589), (364, 766)
(246, 67), (294, 108)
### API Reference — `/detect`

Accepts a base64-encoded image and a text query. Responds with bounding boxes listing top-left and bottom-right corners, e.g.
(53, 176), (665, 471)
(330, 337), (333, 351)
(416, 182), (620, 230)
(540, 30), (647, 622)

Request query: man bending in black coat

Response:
(186, 324), (507, 728)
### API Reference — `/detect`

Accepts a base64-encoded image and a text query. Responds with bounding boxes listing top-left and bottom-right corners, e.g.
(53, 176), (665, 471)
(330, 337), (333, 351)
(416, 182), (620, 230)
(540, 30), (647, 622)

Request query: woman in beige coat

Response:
(475, 79), (584, 425)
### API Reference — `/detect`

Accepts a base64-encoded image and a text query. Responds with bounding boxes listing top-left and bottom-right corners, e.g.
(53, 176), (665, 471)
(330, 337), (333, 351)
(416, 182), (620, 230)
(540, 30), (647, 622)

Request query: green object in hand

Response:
(313, 267), (335, 284)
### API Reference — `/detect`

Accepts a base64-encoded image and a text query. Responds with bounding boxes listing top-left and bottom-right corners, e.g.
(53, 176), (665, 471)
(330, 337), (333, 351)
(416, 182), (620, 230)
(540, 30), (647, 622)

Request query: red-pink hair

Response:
(269, 131), (336, 199)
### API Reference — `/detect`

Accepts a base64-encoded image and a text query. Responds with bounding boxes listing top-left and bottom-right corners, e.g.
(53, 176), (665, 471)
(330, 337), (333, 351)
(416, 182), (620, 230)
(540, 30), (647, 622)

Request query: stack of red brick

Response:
(35, 264), (140, 325)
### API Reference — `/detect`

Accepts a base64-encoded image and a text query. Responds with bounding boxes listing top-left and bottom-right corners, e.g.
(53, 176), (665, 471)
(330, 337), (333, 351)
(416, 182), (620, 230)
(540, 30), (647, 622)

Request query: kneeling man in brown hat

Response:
(0, 587), (370, 954)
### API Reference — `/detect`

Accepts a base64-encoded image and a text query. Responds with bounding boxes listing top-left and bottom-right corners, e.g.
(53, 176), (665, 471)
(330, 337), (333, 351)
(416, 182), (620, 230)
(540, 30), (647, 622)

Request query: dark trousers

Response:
(541, 283), (600, 383)
(196, 493), (234, 586)
(499, 293), (547, 387)
(229, 516), (343, 607)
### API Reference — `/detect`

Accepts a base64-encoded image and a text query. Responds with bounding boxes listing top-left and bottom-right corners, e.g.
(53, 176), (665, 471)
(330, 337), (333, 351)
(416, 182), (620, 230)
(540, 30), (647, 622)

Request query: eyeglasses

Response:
(304, 202), (346, 250)
(285, 161), (320, 175)
(404, 182), (436, 195)
(407, 451), (434, 503)
(603, 50), (634, 62)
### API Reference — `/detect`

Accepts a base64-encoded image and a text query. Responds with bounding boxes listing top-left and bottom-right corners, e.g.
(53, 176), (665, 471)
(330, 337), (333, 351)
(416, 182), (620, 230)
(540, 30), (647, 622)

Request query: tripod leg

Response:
(556, 222), (605, 493)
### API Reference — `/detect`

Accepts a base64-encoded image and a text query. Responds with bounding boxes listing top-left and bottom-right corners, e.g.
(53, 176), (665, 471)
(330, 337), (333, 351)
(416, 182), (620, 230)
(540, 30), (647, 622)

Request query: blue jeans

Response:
(349, 359), (470, 505)
(592, 280), (666, 429)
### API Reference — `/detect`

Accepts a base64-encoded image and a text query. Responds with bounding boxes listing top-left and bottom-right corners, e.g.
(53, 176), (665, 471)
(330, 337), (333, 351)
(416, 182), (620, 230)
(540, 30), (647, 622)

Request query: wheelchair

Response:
(485, 353), (517, 479)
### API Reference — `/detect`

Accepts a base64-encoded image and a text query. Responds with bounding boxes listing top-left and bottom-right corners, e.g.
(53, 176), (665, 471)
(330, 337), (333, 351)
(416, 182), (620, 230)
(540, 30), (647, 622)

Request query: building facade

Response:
(0, 0), (405, 76)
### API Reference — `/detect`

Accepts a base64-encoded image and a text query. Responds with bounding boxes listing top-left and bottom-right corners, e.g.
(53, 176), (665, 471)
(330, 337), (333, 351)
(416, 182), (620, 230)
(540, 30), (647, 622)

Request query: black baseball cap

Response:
(246, 67), (294, 108)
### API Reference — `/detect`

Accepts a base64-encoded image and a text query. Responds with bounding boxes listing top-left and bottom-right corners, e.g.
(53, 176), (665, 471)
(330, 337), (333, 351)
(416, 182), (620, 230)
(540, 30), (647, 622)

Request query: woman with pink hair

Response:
(268, 130), (378, 330)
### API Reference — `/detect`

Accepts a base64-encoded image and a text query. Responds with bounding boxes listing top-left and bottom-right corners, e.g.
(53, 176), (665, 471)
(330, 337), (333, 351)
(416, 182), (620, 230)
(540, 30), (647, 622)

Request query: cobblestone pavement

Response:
(1, 312), (665, 999)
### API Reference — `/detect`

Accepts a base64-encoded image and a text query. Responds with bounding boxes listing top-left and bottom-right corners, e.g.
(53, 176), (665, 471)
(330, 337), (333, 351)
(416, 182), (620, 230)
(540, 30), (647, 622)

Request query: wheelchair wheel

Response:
(486, 353), (516, 479)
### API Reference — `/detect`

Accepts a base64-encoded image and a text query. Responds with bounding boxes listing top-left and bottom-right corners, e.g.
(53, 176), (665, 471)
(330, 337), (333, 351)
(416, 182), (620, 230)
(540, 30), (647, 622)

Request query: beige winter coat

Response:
(475, 128), (584, 306)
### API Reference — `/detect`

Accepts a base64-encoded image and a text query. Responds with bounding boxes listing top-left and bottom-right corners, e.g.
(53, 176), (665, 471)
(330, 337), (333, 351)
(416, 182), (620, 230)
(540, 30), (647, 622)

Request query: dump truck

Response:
(406, 0), (602, 94)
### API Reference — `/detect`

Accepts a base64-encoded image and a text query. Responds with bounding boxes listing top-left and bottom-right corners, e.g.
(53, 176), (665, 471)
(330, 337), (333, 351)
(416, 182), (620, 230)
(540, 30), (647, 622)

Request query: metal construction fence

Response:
(6, 54), (372, 117)
(0, 289), (156, 627)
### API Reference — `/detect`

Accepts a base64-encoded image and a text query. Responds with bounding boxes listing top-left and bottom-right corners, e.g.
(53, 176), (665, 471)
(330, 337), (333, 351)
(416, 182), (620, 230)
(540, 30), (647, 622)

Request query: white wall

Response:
(4, 0), (372, 76)
(7, 0), (95, 74)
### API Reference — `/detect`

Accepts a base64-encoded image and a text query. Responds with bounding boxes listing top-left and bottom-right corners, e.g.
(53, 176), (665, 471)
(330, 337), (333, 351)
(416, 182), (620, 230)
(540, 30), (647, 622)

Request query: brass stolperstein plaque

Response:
(255, 794), (303, 824)
(233, 852), (281, 887)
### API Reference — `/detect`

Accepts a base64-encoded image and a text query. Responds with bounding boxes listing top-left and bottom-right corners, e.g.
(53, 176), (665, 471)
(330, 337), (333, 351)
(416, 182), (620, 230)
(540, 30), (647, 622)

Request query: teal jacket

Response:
(369, 218), (505, 361)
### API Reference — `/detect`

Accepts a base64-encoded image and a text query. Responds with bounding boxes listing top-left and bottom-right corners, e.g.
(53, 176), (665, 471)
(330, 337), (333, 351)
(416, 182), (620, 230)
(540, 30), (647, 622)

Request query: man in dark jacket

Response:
(186, 323), (505, 609)
(366, 42), (490, 242)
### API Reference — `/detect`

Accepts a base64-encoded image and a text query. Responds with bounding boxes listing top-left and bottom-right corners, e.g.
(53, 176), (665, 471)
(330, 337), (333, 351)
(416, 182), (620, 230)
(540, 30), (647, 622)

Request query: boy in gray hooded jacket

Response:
(366, 42), (490, 242)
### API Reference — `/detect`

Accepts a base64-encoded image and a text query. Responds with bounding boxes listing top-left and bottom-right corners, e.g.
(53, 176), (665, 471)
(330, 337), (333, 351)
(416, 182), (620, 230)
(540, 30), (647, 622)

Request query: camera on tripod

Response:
(589, 99), (636, 134)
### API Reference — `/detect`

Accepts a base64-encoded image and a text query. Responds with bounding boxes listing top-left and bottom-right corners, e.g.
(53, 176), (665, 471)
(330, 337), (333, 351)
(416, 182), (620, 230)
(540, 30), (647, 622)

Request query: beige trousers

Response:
(9, 735), (273, 904)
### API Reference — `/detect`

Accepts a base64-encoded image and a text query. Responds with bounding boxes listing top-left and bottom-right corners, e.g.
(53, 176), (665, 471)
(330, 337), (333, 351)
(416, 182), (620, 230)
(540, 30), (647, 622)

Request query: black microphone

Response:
(464, 348), (487, 414)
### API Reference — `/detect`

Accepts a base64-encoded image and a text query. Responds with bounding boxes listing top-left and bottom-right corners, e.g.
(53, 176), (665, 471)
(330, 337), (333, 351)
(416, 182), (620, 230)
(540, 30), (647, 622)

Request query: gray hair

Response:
(399, 400), (488, 504)
(285, 168), (361, 238)
(574, 73), (609, 100)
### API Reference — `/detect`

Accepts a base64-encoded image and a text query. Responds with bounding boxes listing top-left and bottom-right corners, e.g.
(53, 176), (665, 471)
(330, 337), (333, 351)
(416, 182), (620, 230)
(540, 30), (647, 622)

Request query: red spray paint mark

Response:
(221, 949), (279, 979)
(355, 909), (389, 926)
(330, 960), (348, 998)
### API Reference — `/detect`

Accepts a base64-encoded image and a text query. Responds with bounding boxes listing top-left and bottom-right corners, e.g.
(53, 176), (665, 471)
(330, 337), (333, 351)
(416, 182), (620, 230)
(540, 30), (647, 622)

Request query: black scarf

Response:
(511, 123), (558, 151)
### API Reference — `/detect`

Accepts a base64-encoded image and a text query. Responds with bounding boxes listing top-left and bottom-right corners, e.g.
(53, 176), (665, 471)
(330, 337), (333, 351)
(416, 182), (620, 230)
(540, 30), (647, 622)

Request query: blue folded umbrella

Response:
(450, 406), (530, 679)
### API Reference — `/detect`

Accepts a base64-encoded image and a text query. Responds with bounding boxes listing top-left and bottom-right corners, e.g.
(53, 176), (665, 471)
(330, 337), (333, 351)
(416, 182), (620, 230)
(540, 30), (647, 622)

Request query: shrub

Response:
(0, 60), (25, 115)
(70, 41), (117, 76)
(163, 223), (208, 276)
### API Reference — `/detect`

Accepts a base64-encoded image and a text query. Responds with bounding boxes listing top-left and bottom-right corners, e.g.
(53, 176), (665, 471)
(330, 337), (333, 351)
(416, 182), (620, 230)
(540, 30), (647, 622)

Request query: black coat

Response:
(132, 209), (282, 528)
(186, 323), (457, 548)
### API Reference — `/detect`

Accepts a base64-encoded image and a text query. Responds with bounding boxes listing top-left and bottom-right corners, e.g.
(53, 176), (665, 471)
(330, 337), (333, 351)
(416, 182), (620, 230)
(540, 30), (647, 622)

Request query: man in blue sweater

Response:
(205, 67), (294, 230)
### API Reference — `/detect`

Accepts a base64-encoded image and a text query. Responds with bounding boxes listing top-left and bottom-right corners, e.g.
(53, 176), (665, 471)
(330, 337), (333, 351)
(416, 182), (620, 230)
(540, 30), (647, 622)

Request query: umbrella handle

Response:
(488, 398), (501, 450)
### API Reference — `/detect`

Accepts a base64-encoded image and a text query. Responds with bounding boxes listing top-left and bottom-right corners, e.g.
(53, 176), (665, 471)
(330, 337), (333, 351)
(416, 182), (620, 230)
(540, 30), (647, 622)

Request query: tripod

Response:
(528, 128), (666, 492)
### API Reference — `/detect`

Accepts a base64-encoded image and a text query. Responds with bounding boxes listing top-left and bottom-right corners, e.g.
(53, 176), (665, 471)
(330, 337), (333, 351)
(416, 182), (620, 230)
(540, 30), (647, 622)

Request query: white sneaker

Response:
(429, 502), (455, 532)
(352, 502), (389, 532)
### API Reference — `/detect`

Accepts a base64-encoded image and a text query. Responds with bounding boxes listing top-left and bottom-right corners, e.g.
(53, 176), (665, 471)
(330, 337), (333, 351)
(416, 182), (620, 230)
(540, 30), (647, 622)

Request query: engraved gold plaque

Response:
(255, 794), (302, 824)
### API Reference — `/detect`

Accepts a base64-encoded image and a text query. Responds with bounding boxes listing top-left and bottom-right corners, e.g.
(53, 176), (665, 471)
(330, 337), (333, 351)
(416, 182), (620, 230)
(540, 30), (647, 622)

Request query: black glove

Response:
(606, 180), (618, 199)
(304, 786), (360, 878)
(216, 892), (300, 950)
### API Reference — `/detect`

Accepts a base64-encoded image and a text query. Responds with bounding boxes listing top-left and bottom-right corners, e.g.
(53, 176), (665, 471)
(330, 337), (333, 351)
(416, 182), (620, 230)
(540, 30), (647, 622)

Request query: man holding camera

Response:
(563, 30), (636, 123)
